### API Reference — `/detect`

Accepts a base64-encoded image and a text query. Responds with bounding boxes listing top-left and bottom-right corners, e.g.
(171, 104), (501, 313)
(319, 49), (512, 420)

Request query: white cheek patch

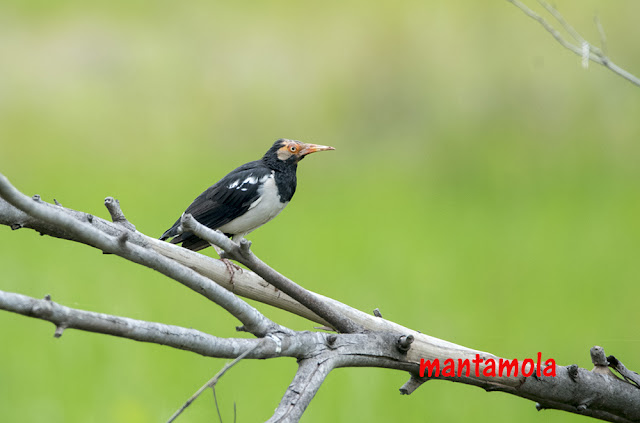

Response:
(277, 148), (292, 161)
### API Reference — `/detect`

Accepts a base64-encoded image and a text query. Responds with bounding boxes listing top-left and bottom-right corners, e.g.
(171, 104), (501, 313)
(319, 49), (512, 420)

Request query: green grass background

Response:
(1, 0), (639, 421)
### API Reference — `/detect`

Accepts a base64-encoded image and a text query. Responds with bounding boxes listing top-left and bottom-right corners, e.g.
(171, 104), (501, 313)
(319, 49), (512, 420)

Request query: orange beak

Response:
(299, 143), (335, 156)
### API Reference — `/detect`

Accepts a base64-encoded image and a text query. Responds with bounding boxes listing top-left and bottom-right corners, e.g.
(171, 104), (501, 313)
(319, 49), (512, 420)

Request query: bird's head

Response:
(263, 139), (335, 167)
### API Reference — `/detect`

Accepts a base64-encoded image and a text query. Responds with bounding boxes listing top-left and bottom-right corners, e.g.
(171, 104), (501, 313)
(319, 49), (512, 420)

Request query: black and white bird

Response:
(160, 139), (335, 251)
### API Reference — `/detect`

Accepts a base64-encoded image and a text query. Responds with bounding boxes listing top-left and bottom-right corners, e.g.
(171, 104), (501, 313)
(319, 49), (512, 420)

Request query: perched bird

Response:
(160, 139), (335, 251)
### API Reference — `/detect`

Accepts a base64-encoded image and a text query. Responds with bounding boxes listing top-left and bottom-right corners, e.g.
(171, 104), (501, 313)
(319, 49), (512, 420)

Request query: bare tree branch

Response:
(506, 0), (640, 87)
(2, 174), (640, 422)
(180, 213), (363, 334)
(594, 15), (608, 56)
(536, 0), (586, 47)
(0, 289), (270, 359)
(0, 173), (283, 337)
(0, 188), (330, 328)
(104, 196), (136, 231)
(0, 188), (477, 364)
(267, 358), (335, 423)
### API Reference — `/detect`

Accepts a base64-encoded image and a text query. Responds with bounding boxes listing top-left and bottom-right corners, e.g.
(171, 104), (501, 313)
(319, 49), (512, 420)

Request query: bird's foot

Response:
(213, 242), (243, 284)
(221, 258), (242, 286)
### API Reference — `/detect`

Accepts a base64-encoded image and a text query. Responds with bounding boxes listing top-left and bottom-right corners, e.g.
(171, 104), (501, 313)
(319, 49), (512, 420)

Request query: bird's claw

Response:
(221, 258), (242, 287)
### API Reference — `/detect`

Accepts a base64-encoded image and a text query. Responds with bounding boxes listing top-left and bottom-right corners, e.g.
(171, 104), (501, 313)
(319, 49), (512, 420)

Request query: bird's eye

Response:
(289, 146), (297, 152)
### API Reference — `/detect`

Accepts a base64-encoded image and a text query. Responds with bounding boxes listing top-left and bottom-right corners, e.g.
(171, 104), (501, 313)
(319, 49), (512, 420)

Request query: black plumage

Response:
(160, 139), (334, 251)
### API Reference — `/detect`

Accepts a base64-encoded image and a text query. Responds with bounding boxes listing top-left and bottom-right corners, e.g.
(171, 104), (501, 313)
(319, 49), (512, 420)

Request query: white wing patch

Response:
(218, 172), (287, 238)
(228, 174), (260, 191)
(243, 176), (258, 184)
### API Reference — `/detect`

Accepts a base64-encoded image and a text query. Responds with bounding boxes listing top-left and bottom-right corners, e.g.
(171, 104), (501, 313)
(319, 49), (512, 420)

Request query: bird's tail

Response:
(159, 219), (180, 241)
(159, 219), (210, 251)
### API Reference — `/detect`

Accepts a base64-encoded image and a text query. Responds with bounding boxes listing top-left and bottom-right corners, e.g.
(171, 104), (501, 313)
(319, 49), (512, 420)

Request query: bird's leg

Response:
(211, 243), (225, 258)
(210, 242), (242, 286)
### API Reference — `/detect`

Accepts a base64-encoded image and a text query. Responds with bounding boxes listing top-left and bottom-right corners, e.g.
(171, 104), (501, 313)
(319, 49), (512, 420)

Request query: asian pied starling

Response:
(160, 139), (335, 251)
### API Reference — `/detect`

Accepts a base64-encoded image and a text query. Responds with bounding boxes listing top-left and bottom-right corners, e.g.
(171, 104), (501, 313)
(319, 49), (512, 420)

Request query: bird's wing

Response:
(182, 161), (272, 231)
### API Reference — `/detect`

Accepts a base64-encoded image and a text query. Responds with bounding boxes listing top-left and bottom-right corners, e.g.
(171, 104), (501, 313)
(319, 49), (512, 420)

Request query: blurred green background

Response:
(1, 0), (639, 421)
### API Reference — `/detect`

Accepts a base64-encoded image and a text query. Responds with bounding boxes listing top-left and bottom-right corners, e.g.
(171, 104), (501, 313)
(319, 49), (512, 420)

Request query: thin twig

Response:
(213, 387), (223, 423)
(506, 0), (640, 87)
(594, 14), (607, 56)
(167, 342), (262, 423)
(537, 0), (584, 44)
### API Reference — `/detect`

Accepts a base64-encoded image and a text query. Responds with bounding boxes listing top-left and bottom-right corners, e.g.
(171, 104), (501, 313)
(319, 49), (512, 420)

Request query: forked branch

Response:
(168, 341), (264, 423)
(180, 213), (363, 334)
(507, 0), (640, 87)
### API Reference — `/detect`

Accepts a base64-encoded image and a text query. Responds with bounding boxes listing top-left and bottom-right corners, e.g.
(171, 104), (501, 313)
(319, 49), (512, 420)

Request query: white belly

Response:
(217, 174), (287, 239)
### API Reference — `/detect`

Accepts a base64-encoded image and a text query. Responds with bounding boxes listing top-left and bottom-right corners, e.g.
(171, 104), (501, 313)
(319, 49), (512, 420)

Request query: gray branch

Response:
(104, 196), (136, 231)
(507, 0), (640, 87)
(0, 173), (282, 337)
(267, 358), (336, 423)
(0, 289), (272, 359)
(0, 289), (376, 363)
(180, 213), (363, 334)
(0, 183), (330, 329)
(2, 173), (640, 422)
